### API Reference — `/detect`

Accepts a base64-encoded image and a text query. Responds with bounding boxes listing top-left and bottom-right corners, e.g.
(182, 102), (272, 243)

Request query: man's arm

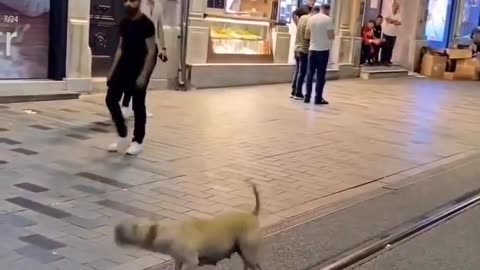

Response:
(327, 19), (335, 41)
(137, 36), (157, 88)
(108, 38), (122, 81)
(305, 19), (311, 39)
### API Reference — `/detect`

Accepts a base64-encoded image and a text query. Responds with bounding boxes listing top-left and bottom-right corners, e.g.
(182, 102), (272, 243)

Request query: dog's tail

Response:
(251, 183), (260, 216)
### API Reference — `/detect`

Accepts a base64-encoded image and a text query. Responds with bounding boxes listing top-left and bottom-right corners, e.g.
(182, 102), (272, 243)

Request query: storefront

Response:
(64, 0), (181, 92)
(186, 0), (293, 88)
(0, 0), (66, 80)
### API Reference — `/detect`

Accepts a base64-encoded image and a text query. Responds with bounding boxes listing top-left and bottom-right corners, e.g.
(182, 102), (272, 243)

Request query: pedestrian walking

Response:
(105, 0), (158, 155)
(120, 0), (168, 119)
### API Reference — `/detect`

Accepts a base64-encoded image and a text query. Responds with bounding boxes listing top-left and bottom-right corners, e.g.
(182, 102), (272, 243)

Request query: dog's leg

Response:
(174, 261), (182, 270)
(171, 246), (199, 270)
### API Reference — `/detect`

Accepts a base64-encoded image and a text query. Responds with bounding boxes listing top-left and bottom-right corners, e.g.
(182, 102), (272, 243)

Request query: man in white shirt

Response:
(304, 4), (334, 105)
(121, 0), (167, 118)
(381, 2), (401, 65)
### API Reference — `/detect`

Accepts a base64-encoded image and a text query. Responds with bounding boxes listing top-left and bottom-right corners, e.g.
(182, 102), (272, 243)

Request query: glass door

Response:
(278, 0), (299, 24)
(426, 0), (456, 48)
(453, 0), (480, 42)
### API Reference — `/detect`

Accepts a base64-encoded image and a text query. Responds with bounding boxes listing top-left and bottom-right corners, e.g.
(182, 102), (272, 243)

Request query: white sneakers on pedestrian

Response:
(121, 107), (153, 118)
(126, 142), (144, 155)
(107, 137), (129, 152)
(107, 138), (143, 155)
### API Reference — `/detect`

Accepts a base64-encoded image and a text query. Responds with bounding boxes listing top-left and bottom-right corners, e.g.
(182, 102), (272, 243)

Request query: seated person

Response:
(362, 20), (383, 64)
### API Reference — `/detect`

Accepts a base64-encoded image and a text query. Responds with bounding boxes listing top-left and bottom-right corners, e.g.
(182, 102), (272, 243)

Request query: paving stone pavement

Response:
(1, 78), (480, 270)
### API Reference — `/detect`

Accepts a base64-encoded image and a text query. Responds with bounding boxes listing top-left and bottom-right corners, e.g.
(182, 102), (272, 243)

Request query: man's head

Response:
(320, 4), (331, 16)
(311, 5), (321, 15)
(392, 2), (400, 14)
(376, 15), (383, 25)
(124, 0), (141, 17)
(308, 0), (317, 7)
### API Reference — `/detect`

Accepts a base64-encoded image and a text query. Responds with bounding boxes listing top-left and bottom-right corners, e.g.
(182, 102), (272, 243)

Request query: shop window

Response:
(456, 0), (480, 38)
(426, 0), (455, 48)
(0, 0), (50, 79)
(278, 0), (299, 24)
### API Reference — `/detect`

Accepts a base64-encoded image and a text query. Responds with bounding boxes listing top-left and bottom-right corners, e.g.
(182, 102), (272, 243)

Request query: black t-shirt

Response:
(117, 14), (155, 77)
(293, 4), (312, 18)
(374, 25), (382, 39)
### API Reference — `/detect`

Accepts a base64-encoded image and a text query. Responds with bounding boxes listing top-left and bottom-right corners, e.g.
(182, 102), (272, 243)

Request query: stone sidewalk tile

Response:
(1, 79), (480, 269)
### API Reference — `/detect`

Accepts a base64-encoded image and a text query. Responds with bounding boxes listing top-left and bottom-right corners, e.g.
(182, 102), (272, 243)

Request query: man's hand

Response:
(159, 48), (168, 62)
(136, 75), (147, 89)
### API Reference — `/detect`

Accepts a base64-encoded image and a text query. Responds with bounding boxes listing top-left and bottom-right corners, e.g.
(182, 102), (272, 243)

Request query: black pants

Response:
(293, 52), (308, 97)
(362, 44), (381, 64)
(122, 51), (158, 107)
(106, 79), (147, 144)
(381, 34), (396, 63)
(306, 50), (329, 100)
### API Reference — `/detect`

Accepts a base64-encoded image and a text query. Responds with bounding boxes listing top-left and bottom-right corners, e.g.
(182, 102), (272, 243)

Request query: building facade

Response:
(17, 0), (473, 93)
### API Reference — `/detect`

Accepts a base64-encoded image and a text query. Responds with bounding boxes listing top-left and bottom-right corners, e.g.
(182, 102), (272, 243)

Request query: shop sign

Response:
(0, 0), (50, 79)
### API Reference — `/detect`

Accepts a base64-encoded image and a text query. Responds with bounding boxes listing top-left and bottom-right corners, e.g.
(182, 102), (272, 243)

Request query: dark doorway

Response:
(89, 0), (124, 77)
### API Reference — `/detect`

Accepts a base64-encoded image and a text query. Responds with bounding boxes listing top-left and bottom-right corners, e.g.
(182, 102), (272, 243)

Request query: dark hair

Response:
(376, 15), (383, 19)
(368, 19), (376, 24)
(321, 4), (331, 10)
(312, 6), (321, 12)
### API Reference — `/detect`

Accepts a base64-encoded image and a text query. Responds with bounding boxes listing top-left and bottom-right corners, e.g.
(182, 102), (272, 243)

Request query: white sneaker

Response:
(147, 112), (153, 118)
(126, 142), (144, 155)
(121, 107), (133, 118)
(107, 137), (129, 152)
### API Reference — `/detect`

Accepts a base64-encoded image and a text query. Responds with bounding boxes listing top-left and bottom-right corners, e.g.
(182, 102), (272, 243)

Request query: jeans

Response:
(381, 34), (396, 63)
(305, 50), (329, 100)
(294, 52), (308, 97)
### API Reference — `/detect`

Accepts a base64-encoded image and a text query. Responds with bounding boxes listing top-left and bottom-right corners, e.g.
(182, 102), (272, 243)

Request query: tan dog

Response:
(115, 184), (262, 270)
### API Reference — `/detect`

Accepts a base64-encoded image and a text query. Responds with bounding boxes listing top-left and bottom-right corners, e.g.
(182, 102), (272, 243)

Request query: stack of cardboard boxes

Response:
(420, 48), (480, 80)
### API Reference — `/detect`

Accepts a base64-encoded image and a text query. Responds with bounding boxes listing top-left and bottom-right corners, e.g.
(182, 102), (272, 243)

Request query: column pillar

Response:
(331, 0), (365, 77)
(403, 0), (428, 71)
(331, 0), (353, 65)
(65, 0), (92, 92)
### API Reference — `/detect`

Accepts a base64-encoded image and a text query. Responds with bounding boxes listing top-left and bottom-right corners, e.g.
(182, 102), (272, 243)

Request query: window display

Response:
(206, 17), (273, 62)
(0, 0), (50, 79)
(425, 0), (449, 42)
(458, 0), (480, 39)
(278, 0), (298, 24)
(224, 0), (275, 18)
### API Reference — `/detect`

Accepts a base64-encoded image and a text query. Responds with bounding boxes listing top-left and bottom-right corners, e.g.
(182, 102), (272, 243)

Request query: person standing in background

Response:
(292, 0), (316, 25)
(106, 0), (157, 155)
(291, 6), (320, 99)
(381, 2), (401, 66)
(304, 4), (334, 105)
(121, 0), (168, 119)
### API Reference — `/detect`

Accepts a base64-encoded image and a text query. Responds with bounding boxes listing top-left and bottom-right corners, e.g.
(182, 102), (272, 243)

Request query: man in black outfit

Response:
(106, 0), (157, 155)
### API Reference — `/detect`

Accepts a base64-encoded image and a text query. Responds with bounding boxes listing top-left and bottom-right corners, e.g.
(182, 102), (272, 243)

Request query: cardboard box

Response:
(443, 58), (480, 80)
(444, 72), (455, 80)
(421, 54), (447, 78)
(447, 48), (472, 59)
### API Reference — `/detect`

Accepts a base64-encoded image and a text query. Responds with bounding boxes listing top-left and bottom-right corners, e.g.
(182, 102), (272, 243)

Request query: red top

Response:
(362, 27), (375, 45)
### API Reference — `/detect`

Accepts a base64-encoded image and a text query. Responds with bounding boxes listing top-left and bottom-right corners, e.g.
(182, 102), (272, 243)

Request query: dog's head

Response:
(114, 219), (159, 248)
